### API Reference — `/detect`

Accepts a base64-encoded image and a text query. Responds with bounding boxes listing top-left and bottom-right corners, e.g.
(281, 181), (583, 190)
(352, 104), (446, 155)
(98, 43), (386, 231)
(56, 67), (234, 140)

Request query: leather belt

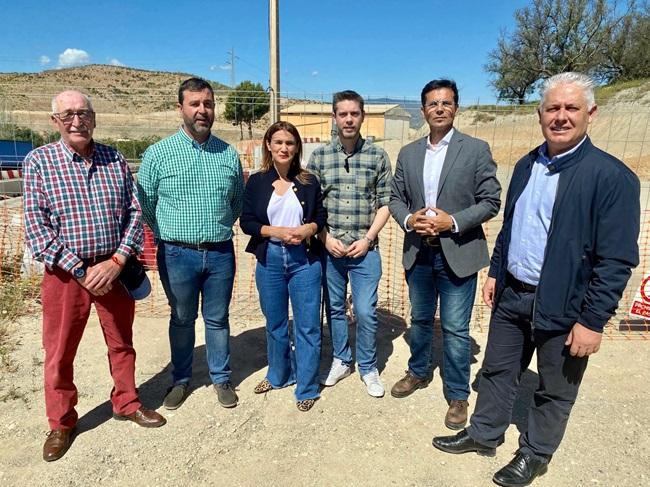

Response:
(82, 254), (112, 266)
(164, 241), (225, 251)
(506, 272), (537, 293)
(422, 236), (441, 248)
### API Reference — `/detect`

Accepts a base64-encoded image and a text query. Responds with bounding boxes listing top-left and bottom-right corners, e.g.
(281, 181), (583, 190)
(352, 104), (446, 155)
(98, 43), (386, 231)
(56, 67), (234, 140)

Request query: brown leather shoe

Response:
(445, 399), (469, 430)
(390, 370), (430, 398)
(43, 428), (74, 462)
(113, 407), (166, 428)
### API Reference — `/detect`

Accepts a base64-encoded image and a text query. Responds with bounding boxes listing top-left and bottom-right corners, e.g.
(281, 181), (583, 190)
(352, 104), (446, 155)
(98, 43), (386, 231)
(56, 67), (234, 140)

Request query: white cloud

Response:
(108, 58), (124, 67)
(311, 70), (319, 77)
(58, 48), (90, 68)
(39, 55), (51, 66)
(210, 64), (231, 71)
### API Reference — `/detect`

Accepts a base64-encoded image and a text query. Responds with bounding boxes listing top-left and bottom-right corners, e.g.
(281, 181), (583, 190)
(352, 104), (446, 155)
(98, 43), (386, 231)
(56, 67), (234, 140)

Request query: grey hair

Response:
(51, 90), (94, 113)
(539, 72), (596, 110)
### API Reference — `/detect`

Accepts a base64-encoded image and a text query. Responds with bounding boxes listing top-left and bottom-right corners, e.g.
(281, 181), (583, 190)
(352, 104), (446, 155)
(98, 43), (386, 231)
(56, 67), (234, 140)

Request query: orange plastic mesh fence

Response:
(2, 200), (649, 340)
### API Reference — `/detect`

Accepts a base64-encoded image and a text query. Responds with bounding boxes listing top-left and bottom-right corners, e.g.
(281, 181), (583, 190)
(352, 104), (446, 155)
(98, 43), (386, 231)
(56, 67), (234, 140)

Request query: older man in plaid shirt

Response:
(137, 78), (244, 410)
(308, 90), (392, 398)
(23, 90), (166, 463)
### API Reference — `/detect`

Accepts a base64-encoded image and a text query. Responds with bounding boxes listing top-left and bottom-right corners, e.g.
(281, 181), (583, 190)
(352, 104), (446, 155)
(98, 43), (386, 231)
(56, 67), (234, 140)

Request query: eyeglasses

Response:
(424, 100), (455, 110)
(53, 110), (94, 123)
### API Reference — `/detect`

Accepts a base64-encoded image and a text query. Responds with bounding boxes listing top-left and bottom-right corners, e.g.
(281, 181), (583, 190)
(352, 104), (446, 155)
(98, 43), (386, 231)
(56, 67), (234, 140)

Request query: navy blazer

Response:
(488, 137), (639, 332)
(240, 166), (327, 264)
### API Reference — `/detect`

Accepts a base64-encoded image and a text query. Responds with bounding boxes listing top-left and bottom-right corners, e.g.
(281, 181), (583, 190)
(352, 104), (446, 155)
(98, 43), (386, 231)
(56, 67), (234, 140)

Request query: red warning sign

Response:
(629, 275), (650, 319)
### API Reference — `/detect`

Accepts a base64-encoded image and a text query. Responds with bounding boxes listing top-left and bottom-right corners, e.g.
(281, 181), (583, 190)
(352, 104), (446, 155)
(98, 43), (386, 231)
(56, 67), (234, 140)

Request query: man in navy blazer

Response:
(433, 72), (639, 486)
(389, 79), (501, 429)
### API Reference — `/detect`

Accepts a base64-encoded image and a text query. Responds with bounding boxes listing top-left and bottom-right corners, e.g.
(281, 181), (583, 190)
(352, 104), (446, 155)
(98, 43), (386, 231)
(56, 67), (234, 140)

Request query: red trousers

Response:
(42, 266), (141, 430)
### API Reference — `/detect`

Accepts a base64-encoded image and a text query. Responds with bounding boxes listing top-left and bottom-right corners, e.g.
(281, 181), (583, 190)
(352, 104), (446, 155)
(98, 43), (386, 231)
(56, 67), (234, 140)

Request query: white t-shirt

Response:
(267, 183), (304, 242)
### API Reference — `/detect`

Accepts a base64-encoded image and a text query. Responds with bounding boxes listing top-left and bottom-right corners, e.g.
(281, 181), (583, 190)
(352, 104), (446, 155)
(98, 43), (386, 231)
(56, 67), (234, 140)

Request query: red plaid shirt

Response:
(23, 139), (143, 272)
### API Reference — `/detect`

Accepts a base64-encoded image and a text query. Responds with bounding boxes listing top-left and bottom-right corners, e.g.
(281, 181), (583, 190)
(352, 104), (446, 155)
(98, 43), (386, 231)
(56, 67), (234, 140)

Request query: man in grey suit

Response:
(389, 79), (501, 429)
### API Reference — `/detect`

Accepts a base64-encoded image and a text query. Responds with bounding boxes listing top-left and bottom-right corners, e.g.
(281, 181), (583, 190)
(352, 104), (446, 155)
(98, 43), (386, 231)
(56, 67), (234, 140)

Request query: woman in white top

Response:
(240, 122), (326, 412)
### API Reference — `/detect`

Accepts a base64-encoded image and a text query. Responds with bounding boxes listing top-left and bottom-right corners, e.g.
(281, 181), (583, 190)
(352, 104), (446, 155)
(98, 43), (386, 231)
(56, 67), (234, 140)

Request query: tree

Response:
(485, 0), (637, 103)
(223, 81), (270, 140)
(600, 3), (650, 81)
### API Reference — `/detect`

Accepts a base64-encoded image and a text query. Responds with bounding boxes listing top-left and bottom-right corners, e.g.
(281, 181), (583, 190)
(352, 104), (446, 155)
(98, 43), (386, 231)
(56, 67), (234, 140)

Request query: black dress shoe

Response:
(492, 451), (548, 487)
(432, 429), (496, 457)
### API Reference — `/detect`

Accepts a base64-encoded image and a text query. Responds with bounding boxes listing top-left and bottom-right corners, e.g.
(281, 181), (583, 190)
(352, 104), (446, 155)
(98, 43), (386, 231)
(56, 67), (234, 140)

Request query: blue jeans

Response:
(255, 242), (322, 401)
(157, 241), (235, 385)
(405, 247), (477, 400)
(324, 249), (382, 375)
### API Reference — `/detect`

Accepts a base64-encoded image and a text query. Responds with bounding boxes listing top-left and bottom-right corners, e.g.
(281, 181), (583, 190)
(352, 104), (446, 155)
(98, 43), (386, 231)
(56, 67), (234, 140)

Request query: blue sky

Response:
(0, 0), (530, 103)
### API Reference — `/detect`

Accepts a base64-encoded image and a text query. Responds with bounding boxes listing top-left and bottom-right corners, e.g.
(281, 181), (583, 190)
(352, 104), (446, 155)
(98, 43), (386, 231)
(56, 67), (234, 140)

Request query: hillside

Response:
(0, 65), (230, 113)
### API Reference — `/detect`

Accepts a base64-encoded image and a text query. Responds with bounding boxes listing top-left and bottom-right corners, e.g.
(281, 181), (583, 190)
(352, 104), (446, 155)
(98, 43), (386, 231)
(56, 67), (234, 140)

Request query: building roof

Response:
(281, 103), (402, 115)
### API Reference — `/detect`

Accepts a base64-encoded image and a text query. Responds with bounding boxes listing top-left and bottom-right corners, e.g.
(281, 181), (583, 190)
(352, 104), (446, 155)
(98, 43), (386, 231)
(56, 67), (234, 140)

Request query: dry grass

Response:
(0, 267), (40, 374)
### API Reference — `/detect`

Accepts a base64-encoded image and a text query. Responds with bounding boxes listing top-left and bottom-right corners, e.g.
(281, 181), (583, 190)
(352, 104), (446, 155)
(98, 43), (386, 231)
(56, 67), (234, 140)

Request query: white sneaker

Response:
(320, 358), (352, 386)
(361, 369), (385, 398)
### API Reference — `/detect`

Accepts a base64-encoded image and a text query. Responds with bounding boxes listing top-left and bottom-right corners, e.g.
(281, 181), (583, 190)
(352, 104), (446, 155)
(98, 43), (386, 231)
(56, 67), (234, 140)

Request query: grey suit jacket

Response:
(389, 129), (501, 277)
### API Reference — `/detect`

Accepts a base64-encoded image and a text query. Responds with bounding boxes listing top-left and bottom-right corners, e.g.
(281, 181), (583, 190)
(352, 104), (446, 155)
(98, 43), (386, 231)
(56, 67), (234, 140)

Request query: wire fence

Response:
(2, 89), (649, 339)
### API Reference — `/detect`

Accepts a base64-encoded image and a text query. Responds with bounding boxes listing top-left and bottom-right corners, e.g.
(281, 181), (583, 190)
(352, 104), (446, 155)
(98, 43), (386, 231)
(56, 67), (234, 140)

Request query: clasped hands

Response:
(272, 224), (315, 246)
(408, 207), (454, 236)
(75, 258), (124, 296)
(325, 234), (370, 259)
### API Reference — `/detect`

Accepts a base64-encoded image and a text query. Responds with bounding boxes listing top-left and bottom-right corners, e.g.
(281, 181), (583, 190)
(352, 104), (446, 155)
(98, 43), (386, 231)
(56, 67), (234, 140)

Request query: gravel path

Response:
(0, 311), (648, 487)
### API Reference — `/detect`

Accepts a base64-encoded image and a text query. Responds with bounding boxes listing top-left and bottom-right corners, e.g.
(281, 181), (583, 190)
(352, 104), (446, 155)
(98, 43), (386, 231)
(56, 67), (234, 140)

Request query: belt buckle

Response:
(423, 236), (440, 247)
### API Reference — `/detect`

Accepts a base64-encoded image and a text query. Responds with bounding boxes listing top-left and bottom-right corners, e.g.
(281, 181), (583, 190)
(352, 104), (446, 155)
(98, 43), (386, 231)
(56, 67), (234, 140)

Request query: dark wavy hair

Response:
(420, 79), (459, 106)
(261, 121), (311, 184)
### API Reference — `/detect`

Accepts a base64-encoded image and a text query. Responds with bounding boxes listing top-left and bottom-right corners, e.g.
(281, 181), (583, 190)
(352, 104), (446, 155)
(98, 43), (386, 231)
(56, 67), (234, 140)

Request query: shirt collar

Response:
(537, 136), (587, 166)
(427, 127), (454, 150)
(178, 126), (213, 149)
(59, 139), (96, 162)
(336, 135), (366, 155)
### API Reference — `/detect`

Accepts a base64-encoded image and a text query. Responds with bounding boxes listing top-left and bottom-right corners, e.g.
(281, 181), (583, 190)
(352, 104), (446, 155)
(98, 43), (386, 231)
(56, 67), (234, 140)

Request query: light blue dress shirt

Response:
(507, 137), (586, 285)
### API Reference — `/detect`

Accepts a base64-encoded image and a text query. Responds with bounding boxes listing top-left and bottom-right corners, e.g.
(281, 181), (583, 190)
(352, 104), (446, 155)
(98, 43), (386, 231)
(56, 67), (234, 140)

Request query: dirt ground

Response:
(0, 307), (649, 487)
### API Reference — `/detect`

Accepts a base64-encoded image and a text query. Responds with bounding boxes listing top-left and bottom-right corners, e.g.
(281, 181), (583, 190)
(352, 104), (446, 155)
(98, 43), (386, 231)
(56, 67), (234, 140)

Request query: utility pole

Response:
(269, 0), (280, 123)
(227, 47), (236, 88)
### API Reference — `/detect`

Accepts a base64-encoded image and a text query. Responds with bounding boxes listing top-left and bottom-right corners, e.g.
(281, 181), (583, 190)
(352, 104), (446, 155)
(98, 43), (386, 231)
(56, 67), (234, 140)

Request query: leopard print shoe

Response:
(254, 378), (273, 394)
(296, 398), (317, 412)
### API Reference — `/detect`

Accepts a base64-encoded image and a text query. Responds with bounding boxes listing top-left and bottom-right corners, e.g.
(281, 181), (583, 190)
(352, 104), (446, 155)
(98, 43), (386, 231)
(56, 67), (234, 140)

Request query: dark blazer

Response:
(240, 166), (327, 265)
(389, 129), (502, 277)
(488, 137), (639, 332)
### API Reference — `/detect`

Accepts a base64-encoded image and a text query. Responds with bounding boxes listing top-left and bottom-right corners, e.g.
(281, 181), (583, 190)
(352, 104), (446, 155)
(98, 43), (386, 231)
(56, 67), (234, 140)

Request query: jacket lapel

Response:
(437, 129), (461, 197)
(413, 137), (427, 207)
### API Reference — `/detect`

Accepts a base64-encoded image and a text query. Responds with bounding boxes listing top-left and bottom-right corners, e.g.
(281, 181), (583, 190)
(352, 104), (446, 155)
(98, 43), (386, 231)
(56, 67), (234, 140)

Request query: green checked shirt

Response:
(307, 137), (392, 246)
(137, 128), (244, 243)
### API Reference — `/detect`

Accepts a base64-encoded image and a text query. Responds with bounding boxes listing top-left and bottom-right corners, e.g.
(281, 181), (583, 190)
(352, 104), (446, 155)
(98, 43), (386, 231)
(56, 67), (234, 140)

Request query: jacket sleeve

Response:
(312, 176), (327, 233)
(389, 147), (412, 230)
(578, 169), (640, 332)
(451, 141), (501, 234)
(239, 174), (263, 237)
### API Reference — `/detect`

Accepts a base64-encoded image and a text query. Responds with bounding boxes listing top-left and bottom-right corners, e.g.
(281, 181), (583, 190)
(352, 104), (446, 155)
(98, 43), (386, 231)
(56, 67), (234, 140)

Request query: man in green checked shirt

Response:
(308, 90), (392, 398)
(137, 78), (244, 410)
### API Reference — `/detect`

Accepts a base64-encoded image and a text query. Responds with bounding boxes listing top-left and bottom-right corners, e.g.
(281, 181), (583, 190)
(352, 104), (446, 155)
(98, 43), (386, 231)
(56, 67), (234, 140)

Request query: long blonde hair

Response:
(261, 121), (311, 184)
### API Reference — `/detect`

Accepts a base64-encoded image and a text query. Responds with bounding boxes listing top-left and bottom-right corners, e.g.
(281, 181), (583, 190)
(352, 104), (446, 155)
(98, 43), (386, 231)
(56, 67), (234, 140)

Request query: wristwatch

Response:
(73, 266), (86, 279)
(364, 236), (374, 246)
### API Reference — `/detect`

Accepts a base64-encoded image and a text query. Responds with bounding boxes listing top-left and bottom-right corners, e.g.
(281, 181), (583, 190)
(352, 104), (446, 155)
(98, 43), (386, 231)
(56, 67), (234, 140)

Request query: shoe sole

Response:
(218, 400), (238, 408)
(163, 396), (187, 410)
(432, 439), (496, 457)
(492, 466), (547, 487)
(390, 380), (430, 398)
(320, 370), (352, 387)
(112, 414), (167, 428)
(444, 419), (467, 430)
